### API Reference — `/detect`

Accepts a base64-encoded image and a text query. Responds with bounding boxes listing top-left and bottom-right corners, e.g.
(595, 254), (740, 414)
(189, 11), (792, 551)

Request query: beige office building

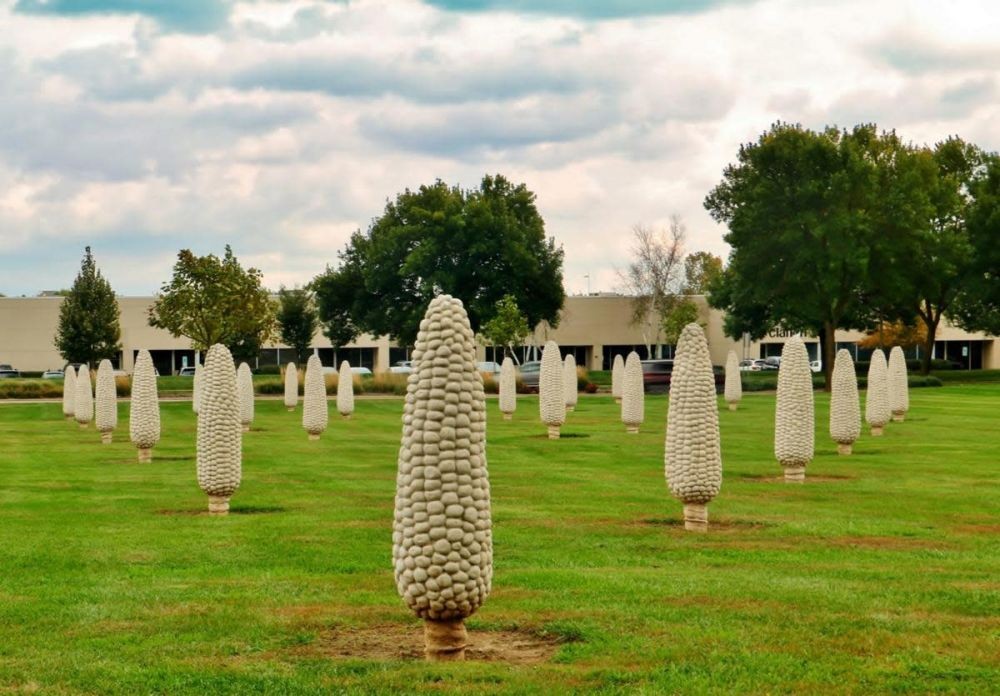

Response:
(0, 294), (996, 374)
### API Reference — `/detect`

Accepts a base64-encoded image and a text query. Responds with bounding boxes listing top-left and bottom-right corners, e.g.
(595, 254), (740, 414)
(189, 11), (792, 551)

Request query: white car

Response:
(323, 366), (372, 376)
(389, 361), (413, 374)
(810, 360), (822, 373)
(476, 361), (502, 375)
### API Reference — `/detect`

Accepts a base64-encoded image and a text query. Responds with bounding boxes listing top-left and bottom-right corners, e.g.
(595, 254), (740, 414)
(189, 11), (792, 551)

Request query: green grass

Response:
(0, 387), (998, 694)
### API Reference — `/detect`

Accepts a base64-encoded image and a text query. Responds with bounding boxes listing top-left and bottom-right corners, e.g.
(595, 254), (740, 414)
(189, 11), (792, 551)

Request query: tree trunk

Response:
(921, 315), (940, 376)
(820, 321), (836, 392)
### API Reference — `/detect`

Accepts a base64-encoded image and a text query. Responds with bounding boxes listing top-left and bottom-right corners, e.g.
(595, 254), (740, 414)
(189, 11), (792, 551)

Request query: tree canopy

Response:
(276, 286), (319, 364)
(55, 247), (122, 367)
(951, 153), (1000, 335)
(312, 174), (564, 346)
(148, 247), (277, 359)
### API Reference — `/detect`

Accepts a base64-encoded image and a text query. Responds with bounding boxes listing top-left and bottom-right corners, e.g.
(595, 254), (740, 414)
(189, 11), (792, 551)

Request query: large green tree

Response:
(148, 247), (277, 360)
(951, 152), (1000, 335)
(55, 247), (122, 368)
(276, 286), (319, 364)
(313, 174), (564, 346)
(705, 123), (934, 388)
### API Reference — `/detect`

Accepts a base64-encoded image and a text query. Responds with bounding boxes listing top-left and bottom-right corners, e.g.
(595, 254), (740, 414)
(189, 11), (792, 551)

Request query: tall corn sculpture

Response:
(197, 344), (242, 515)
(302, 354), (328, 440)
(392, 295), (492, 661)
(337, 360), (355, 419)
(237, 362), (254, 432)
(611, 354), (624, 404)
(95, 359), (117, 444)
(774, 336), (814, 483)
(563, 354), (578, 412)
(888, 346), (909, 422)
(62, 364), (76, 420)
(129, 350), (160, 463)
(724, 350), (742, 411)
(539, 340), (565, 439)
(665, 323), (722, 531)
(865, 349), (890, 436)
(74, 364), (93, 430)
(829, 349), (861, 455)
(498, 357), (516, 420)
(621, 351), (644, 434)
(283, 362), (298, 411)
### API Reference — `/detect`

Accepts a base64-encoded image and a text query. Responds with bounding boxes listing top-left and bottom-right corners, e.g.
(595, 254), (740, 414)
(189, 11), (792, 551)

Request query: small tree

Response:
(661, 297), (701, 345)
(277, 287), (318, 364)
(148, 246), (277, 358)
(55, 247), (122, 368)
(479, 294), (530, 360)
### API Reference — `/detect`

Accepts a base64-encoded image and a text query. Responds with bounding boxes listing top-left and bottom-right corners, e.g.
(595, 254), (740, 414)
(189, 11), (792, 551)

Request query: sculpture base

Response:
(208, 495), (230, 516)
(625, 425), (639, 434)
(137, 448), (152, 463)
(783, 464), (805, 483)
(502, 413), (512, 421)
(65, 414), (73, 421)
(242, 424), (251, 432)
(100, 431), (112, 444)
(424, 619), (467, 661)
(727, 403), (738, 411)
(892, 412), (905, 422)
(566, 405), (575, 412)
(871, 425), (884, 436)
(308, 433), (320, 441)
(614, 398), (622, 405)
(78, 422), (89, 430)
(836, 442), (852, 456)
(683, 503), (708, 532)
(287, 406), (295, 412)
(341, 413), (352, 420)
(547, 425), (560, 440)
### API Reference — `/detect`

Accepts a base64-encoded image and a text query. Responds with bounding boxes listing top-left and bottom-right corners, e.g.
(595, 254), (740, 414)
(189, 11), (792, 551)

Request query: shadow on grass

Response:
(155, 505), (287, 516)
(530, 432), (592, 439)
(637, 517), (774, 531)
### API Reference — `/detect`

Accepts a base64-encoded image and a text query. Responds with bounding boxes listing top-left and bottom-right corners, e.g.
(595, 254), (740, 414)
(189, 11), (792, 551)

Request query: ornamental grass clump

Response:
(302, 354), (328, 440)
(192, 363), (203, 414)
(563, 354), (578, 411)
(611, 354), (624, 404)
(865, 349), (891, 436)
(95, 359), (117, 444)
(888, 346), (909, 422)
(621, 351), (644, 434)
(774, 336), (814, 483)
(830, 349), (861, 455)
(665, 323), (722, 532)
(237, 362), (254, 432)
(724, 350), (742, 411)
(197, 344), (241, 515)
(74, 364), (93, 429)
(129, 349), (160, 463)
(392, 294), (492, 661)
(539, 340), (564, 439)
(62, 365), (76, 420)
(498, 357), (516, 420)
(283, 362), (298, 411)
(337, 360), (355, 419)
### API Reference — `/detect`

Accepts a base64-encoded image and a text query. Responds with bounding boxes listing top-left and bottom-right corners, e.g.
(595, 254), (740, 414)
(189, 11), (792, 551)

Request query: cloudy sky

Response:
(1, 0), (997, 297)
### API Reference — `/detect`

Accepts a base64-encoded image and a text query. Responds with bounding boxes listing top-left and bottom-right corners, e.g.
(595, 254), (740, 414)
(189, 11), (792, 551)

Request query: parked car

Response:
(477, 361), (502, 375)
(762, 357), (781, 370)
(739, 359), (759, 372)
(42, 369), (64, 379)
(323, 366), (372, 376)
(177, 366), (196, 377)
(389, 361), (413, 374)
(641, 359), (674, 393)
(0, 364), (19, 378)
(810, 360), (822, 373)
(517, 361), (541, 392)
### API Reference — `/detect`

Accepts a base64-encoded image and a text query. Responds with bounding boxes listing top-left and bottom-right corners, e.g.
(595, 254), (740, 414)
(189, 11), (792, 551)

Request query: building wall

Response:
(1, 294), (997, 373)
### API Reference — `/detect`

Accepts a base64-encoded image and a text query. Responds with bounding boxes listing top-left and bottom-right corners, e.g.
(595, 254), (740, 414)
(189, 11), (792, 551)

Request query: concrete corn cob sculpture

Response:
(95, 359), (117, 443)
(888, 346), (909, 422)
(774, 336), (814, 483)
(829, 349), (861, 455)
(74, 363), (93, 429)
(392, 294), (492, 661)
(563, 354), (578, 411)
(337, 360), (355, 419)
(237, 362), (254, 432)
(192, 362), (203, 414)
(302, 354), (328, 440)
(621, 351), (644, 434)
(62, 364), (76, 420)
(197, 344), (242, 515)
(284, 362), (298, 411)
(724, 350), (741, 411)
(498, 357), (516, 420)
(129, 349), (160, 462)
(611, 354), (624, 404)
(665, 323), (722, 531)
(865, 349), (890, 436)
(539, 340), (565, 439)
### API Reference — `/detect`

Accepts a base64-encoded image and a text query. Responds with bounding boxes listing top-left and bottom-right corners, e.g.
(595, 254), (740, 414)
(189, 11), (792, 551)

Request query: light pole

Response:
(584, 274), (591, 295)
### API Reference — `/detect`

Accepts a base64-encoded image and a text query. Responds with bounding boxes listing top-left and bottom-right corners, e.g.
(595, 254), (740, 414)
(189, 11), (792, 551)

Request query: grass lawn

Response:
(0, 386), (998, 694)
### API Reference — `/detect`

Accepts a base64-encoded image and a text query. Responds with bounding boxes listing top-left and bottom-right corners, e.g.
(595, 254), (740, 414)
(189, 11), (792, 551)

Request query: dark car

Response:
(517, 361), (541, 392)
(641, 360), (674, 393)
(0, 363), (19, 378)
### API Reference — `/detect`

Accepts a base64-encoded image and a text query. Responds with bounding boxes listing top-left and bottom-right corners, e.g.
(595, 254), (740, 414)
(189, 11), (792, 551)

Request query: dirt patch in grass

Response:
(292, 622), (565, 663)
(739, 474), (855, 483)
(823, 535), (949, 551)
(953, 524), (1000, 535)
